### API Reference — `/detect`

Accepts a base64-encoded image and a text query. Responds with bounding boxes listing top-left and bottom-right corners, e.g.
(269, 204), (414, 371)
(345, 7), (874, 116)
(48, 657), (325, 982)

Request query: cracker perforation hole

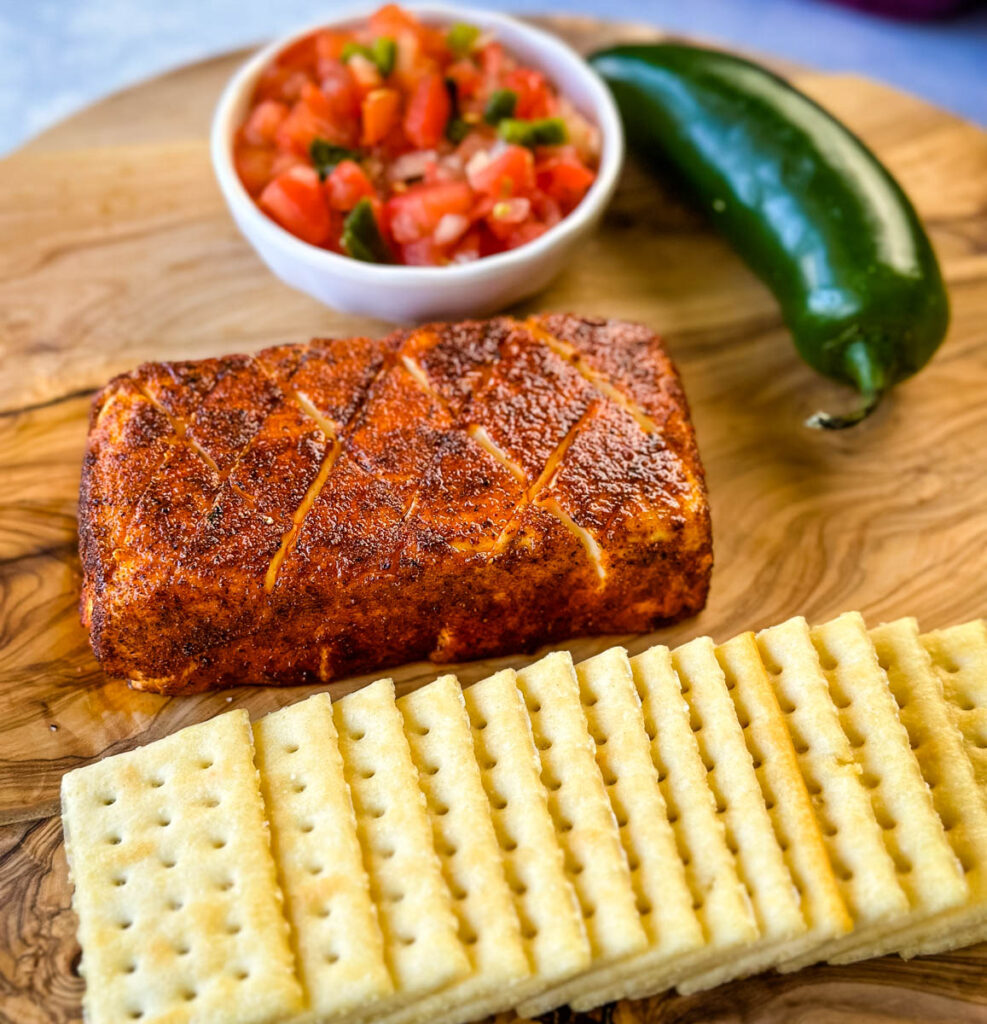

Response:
(107, 834), (122, 846)
(893, 853), (912, 874)
(199, 759), (214, 770)
(844, 723), (866, 749)
(148, 776), (164, 789)
(101, 794), (117, 807)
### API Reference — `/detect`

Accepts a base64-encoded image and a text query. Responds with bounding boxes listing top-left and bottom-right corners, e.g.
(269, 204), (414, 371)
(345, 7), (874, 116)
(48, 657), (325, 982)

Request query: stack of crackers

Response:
(61, 613), (987, 1024)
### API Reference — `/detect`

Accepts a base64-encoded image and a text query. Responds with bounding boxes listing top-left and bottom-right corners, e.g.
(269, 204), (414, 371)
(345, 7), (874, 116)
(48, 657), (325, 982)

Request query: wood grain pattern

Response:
(0, 16), (986, 1024)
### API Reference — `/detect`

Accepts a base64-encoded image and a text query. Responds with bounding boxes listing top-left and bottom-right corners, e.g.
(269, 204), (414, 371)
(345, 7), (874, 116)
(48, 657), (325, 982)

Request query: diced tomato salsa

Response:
(234, 4), (600, 266)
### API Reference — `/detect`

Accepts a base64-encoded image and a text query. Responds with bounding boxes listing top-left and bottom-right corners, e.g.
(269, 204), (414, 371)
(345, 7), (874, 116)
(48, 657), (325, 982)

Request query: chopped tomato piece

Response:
(506, 221), (549, 250)
(479, 42), (506, 81)
(369, 3), (422, 39)
(314, 70), (361, 140)
(271, 149), (307, 177)
(503, 68), (552, 119)
(451, 229), (482, 263)
(242, 100), (289, 146)
(485, 197), (532, 241)
(403, 73), (451, 150)
(235, 144), (275, 196)
(315, 30), (349, 73)
(274, 33), (319, 73)
(536, 156), (596, 208)
(401, 237), (447, 265)
(277, 81), (357, 153)
(467, 145), (534, 198)
(326, 160), (376, 211)
(361, 88), (401, 145)
(445, 59), (483, 100)
(254, 66), (310, 104)
(259, 166), (333, 246)
(386, 181), (473, 243)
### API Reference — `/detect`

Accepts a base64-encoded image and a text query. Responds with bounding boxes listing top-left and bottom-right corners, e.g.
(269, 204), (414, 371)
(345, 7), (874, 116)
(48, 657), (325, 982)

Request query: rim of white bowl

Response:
(210, 1), (624, 285)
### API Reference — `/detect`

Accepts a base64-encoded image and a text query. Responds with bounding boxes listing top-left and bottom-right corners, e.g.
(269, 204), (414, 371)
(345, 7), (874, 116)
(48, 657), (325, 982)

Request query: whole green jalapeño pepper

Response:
(590, 44), (950, 428)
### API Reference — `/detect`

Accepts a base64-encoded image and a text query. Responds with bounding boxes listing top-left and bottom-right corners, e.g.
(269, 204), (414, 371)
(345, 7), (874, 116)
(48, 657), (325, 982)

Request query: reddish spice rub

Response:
(79, 315), (712, 693)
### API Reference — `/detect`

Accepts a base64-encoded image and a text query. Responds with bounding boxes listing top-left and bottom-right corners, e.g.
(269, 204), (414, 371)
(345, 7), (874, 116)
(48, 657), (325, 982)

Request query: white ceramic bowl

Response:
(211, 2), (624, 323)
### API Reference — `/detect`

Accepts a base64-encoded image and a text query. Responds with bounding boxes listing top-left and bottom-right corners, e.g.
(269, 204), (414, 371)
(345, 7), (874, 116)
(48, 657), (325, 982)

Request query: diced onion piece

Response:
(433, 212), (471, 246)
(348, 52), (382, 90)
(558, 97), (601, 163)
(465, 149), (492, 180)
(387, 149), (438, 182)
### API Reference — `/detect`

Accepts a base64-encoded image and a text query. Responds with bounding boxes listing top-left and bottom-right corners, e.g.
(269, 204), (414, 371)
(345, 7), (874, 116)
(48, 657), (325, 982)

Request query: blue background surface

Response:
(1, 0), (984, 154)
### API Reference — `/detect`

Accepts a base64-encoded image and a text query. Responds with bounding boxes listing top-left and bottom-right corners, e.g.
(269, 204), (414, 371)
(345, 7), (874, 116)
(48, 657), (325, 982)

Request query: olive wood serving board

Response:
(1, 16), (986, 1024)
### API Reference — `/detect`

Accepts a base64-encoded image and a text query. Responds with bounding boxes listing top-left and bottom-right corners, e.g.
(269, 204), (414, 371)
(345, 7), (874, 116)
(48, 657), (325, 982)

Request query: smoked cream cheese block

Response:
(78, 315), (711, 693)
(61, 613), (987, 1024)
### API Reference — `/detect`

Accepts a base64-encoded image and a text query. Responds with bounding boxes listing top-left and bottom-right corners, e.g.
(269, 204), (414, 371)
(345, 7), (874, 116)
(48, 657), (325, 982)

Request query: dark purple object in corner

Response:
(827, 0), (978, 17)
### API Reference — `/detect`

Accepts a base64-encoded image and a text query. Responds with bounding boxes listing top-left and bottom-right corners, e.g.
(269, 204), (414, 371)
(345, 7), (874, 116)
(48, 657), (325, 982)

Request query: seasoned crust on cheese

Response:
(79, 315), (711, 692)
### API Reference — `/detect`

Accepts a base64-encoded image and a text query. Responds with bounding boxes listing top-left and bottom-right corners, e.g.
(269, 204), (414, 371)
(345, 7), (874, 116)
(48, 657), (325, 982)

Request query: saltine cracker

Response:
(463, 668), (591, 1005)
(333, 679), (469, 1015)
(923, 620), (987, 788)
(513, 652), (647, 1016)
(629, 644), (759, 994)
(869, 620), (987, 958)
(61, 710), (303, 1024)
(713, 632), (851, 969)
(757, 615), (913, 967)
(389, 675), (531, 1024)
(568, 647), (709, 1011)
(671, 637), (806, 990)
(254, 694), (392, 1022)
(811, 613), (967, 964)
